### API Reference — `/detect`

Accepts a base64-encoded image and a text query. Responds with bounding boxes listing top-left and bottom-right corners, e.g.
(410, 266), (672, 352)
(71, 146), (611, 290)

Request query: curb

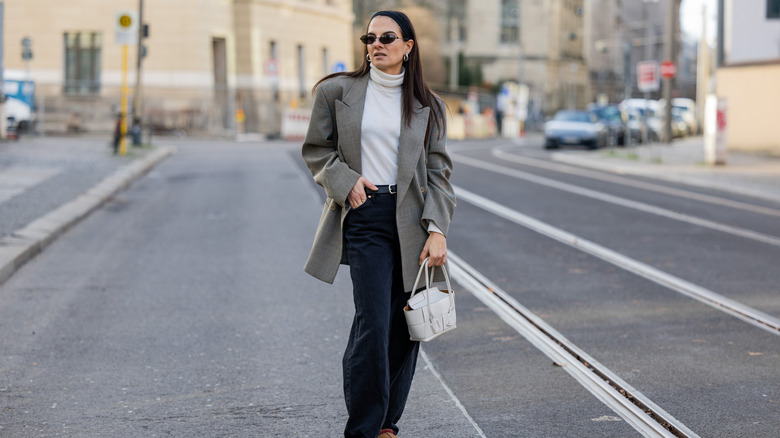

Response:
(550, 152), (780, 205)
(0, 146), (177, 286)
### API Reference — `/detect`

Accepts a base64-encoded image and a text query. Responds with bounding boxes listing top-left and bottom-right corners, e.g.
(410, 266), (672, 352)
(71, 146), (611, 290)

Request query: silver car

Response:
(544, 110), (607, 150)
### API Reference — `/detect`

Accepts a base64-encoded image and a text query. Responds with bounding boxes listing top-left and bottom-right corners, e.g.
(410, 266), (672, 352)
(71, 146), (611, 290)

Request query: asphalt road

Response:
(1, 138), (778, 437)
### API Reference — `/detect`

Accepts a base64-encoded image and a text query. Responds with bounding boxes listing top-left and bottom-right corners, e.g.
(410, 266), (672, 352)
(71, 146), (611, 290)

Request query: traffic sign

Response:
(332, 61), (347, 73)
(21, 37), (33, 60)
(264, 59), (279, 76)
(115, 10), (138, 45)
(637, 61), (660, 93)
(660, 60), (676, 79)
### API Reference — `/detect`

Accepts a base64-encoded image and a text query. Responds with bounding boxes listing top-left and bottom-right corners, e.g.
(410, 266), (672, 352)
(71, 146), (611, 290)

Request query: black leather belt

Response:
(368, 184), (397, 195)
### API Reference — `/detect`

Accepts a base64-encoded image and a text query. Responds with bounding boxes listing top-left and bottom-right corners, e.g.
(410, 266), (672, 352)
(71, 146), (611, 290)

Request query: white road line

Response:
(453, 154), (780, 249)
(454, 185), (780, 335)
(419, 348), (488, 438)
(491, 148), (780, 218)
(448, 252), (698, 438)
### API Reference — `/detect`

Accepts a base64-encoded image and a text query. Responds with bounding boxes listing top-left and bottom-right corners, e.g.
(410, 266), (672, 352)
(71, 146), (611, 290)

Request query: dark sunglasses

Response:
(359, 33), (407, 45)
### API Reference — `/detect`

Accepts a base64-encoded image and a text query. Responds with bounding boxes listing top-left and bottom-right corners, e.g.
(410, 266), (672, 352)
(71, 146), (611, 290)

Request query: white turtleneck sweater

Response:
(361, 64), (404, 186)
(361, 64), (443, 235)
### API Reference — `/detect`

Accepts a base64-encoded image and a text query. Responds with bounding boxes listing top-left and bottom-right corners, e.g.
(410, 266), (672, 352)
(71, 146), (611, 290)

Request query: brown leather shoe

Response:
(378, 429), (398, 438)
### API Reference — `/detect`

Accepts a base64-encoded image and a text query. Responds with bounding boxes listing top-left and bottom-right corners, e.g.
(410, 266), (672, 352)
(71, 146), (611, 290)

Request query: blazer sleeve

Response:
(421, 99), (456, 237)
(301, 83), (361, 206)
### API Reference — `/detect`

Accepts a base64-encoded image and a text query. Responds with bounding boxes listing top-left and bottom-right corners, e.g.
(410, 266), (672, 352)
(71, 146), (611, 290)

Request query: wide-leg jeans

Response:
(342, 191), (420, 438)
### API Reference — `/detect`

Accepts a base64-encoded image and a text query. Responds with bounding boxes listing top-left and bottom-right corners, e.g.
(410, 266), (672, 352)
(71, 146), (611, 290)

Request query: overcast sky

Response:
(680, 0), (718, 43)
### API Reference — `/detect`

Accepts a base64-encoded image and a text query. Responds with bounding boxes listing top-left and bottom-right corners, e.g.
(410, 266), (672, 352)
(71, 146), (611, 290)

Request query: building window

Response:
(769, 0), (780, 18)
(448, 0), (468, 42)
(64, 32), (102, 94)
(500, 0), (520, 43)
(322, 47), (329, 76)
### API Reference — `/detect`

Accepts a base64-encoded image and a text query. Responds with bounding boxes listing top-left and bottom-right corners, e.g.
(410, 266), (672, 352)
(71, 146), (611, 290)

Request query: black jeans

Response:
(342, 192), (420, 438)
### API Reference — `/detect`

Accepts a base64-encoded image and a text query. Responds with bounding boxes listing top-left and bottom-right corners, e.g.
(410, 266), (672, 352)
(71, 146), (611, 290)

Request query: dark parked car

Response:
(589, 104), (626, 146)
(544, 110), (607, 150)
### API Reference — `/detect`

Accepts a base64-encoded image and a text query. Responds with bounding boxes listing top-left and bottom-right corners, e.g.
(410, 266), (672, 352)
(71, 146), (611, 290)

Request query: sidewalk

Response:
(0, 136), (175, 285)
(549, 136), (780, 205)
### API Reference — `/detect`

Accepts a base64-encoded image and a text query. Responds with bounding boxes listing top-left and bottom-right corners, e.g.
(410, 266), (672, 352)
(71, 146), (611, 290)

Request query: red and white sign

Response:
(660, 60), (676, 78)
(637, 61), (660, 93)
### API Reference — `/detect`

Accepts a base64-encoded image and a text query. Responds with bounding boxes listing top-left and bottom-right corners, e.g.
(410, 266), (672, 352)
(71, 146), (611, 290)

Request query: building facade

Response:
(444, 0), (590, 117)
(2, 0), (354, 135)
(717, 0), (780, 154)
(583, 0), (685, 104)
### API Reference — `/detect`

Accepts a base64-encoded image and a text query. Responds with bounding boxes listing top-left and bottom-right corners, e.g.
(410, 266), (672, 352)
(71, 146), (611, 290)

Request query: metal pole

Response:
(449, 17), (458, 90)
(643, 1), (651, 145)
(695, 4), (708, 135)
(0, 2), (5, 139)
(716, 0), (725, 67)
(120, 44), (129, 156)
(662, 0), (675, 143)
(132, 0), (144, 139)
(624, 41), (632, 146)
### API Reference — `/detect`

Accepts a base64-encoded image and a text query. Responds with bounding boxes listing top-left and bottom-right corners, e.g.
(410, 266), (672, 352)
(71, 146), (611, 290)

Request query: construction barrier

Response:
(446, 114), (499, 140)
(281, 108), (311, 141)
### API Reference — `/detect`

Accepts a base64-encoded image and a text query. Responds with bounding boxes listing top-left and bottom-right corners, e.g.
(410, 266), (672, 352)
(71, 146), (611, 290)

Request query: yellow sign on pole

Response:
(115, 10), (136, 156)
(115, 11), (138, 45)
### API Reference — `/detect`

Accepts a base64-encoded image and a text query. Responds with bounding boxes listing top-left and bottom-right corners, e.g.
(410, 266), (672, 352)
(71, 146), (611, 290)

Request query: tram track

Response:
(491, 147), (780, 217)
(448, 252), (700, 438)
(453, 185), (780, 335)
(451, 153), (780, 249)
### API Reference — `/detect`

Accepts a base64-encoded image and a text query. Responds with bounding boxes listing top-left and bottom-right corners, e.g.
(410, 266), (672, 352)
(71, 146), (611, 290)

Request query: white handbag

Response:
(404, 258), (456, 342)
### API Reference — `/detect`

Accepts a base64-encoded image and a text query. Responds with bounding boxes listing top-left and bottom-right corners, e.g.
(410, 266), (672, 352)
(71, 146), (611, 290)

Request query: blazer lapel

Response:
(334, 75), (369, 174)
(396, 101), (430, 203)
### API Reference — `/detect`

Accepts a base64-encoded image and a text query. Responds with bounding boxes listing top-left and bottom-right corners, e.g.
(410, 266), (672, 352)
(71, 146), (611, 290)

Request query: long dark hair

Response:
(313, 10), (445, 140)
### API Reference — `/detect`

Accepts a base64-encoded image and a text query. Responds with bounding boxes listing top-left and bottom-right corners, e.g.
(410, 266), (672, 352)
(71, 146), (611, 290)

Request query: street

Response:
(1, 137), (779, 437)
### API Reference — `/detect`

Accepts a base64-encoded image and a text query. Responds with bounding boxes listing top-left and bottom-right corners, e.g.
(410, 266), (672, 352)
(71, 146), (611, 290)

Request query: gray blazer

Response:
(301, 74), (455, 292)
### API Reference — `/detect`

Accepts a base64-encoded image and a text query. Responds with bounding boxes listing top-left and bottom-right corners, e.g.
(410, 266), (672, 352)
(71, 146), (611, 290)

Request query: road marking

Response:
(419, 348), (488, 438)
(453, 154), (780, 249)
(454, 185), (780, 335)
(491, 147), (780, 218)
(448, 252), (697, 438)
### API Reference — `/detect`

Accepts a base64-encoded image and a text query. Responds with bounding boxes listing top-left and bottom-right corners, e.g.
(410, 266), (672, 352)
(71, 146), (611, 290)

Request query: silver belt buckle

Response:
(389, 185), (396, 195)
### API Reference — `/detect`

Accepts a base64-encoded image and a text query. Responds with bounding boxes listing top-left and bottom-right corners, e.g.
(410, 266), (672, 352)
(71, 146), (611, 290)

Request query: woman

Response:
(301, 10), (455, 438)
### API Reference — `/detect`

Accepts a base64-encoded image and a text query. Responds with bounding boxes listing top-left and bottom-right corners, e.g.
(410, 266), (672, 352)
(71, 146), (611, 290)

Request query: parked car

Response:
(544, 110), (607, 150)
(667, 98), (699, 135)
(671, 108), (689, 138)
(625, 108), (661, 143)
(588, 103), (626, 146)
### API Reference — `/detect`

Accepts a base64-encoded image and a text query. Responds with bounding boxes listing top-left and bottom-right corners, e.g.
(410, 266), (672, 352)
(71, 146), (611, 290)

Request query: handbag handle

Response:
(410, 258), (455, 318)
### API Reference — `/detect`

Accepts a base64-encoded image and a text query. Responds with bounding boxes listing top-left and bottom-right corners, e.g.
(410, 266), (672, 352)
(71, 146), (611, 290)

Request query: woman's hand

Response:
(347, 177), (378, 209)
(420, 232), (447, 266)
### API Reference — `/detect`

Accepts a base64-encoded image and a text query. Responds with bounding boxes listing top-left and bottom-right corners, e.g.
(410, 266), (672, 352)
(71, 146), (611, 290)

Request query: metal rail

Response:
(448, 252), (700, 438)
(454, 185), (780, 336)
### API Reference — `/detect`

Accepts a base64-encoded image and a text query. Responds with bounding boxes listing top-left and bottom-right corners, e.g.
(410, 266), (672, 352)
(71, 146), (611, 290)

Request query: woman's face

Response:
(365, 16), (414, 75)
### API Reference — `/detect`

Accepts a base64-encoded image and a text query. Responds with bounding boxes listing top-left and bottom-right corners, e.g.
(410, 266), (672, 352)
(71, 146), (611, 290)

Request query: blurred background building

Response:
(2, 0), (354, 136)
(5, 0), (768, 153)
(717, 0), (780, 154)
(584, 0), (685, 103)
